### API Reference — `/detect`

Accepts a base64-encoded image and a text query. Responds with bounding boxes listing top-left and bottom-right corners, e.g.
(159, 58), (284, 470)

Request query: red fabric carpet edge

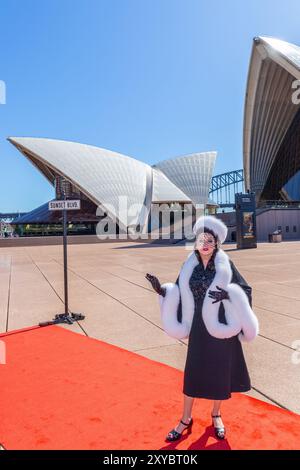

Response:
(0, 325), (300, 450)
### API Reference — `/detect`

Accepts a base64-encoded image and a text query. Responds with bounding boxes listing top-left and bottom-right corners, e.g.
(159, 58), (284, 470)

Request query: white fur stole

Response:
(158, 249), (259, 342)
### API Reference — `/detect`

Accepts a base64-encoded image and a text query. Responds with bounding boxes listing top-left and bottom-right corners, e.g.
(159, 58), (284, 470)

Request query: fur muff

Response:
(158, 249), (259, 342)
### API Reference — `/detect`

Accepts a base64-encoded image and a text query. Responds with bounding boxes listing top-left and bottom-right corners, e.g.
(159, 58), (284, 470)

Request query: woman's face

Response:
(195, 232), (216, 256)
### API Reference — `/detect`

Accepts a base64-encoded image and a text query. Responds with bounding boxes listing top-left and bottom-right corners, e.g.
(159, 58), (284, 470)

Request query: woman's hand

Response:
(208, 285), (229, 304)
(145, 273), (166, 297)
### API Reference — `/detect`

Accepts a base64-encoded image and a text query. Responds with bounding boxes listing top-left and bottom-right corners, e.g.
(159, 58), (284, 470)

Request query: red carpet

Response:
(0, 325), (300, 450)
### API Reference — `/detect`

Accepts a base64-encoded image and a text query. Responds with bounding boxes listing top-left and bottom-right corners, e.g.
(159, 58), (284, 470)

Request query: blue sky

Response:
(1, 0), (300, 212)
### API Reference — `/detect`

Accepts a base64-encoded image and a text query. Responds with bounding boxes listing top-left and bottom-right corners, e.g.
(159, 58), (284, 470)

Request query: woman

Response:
(145, 215), (259, 441)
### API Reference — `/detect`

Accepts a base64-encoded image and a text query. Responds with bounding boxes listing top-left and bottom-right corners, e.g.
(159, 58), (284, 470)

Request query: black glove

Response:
(145, 273), (166, 297)
(208, 285), (230, 304)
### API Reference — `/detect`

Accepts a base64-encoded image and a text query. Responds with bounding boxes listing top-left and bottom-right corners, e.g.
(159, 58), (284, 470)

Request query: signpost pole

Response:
(39, 192), (85, 327)
(62, 196), (69, 316)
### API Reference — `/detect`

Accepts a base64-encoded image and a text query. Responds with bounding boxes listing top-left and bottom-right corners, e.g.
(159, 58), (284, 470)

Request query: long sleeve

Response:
(229, 260), (252, 307)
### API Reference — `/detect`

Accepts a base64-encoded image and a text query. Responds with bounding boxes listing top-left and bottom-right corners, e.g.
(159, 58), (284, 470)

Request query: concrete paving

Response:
(0, 239), (299, 413)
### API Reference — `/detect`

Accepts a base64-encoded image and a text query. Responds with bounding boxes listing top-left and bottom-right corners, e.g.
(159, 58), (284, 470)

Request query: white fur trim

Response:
(158, 249), (259, 342)
(158, 282), (189, 339)
(193, 215), (228, 244)
(202, 250), (241, 338)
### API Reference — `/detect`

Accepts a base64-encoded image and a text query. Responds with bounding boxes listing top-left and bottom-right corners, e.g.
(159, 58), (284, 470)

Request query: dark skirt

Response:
(183, 300), (251, 400)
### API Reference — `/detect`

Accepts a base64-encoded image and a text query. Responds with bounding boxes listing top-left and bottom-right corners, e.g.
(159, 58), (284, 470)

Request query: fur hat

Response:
(192, 215), (228, 244)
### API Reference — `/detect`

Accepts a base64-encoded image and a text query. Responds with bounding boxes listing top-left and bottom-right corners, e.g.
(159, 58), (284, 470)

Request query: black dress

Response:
(176, 250), (251, 400)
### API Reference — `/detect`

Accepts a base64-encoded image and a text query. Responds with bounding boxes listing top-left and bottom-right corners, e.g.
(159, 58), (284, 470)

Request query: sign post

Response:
(63, 199), (69, 316)
(39, 198), (85, 327)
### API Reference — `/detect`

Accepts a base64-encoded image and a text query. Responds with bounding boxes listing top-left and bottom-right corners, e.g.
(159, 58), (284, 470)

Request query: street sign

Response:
(48, 200), (81, 211)
(40, 196), (85, 327)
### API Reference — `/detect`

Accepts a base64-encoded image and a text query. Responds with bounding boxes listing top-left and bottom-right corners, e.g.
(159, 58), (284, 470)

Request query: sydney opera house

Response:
(244, 36), (300, 204)
(7, 36), (300, 241)
(242, 36), (300, 240)
(8, 137), (216, 237)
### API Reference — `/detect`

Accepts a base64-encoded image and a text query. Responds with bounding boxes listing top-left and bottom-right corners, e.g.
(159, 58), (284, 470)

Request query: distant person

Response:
(146, 215), (258, 442)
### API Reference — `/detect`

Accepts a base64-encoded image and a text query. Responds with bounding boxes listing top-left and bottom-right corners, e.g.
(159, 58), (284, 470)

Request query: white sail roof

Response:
(243, 36), (300, 198)
(8, 137), (216, 230)
(8, 137), (150, 230)
(153, 151), (217, 206)
(151, 167), (190, 203)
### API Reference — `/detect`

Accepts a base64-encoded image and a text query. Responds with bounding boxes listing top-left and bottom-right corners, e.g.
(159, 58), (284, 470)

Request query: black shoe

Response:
(211, 414), (226, 440)
(166, 417), (193, 442)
